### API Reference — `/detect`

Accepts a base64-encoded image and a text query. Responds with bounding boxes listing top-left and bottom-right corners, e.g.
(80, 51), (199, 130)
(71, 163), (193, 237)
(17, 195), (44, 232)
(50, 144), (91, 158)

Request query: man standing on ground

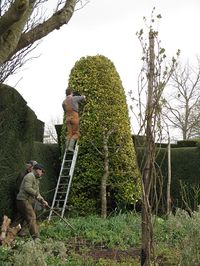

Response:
(62, 87), (86, 152)
(13, 160), (38, 236)
(16, 163), (48, 241)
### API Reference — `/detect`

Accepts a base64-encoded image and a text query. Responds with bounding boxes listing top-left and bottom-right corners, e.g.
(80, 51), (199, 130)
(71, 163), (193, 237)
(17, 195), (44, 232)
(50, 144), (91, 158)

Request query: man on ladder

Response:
(47, 88), (85, 221)
(62, 87), (86, 152)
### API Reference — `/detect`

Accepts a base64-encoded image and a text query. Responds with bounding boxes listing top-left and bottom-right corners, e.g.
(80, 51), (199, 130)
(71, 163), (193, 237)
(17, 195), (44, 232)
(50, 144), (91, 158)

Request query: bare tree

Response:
(95, 129), (114, 219)
(44, 117), (62, 144)
(131, 9), (179, 265)
(164, 56), (200, 140)
(90, 126), (123, 219)
(0, 0), (88, 82)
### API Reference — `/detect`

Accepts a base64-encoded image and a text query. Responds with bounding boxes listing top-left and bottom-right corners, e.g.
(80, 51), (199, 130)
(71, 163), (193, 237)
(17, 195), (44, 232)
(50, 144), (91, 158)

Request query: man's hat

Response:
(33, 163), (45, 173)
(26, 160), (38, 167)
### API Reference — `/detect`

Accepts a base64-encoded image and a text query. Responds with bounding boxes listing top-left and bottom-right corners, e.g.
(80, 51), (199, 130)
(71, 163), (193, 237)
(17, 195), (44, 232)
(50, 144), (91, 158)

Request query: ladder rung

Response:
(52, 209), (62, 213)
(48, 143), (79, 221)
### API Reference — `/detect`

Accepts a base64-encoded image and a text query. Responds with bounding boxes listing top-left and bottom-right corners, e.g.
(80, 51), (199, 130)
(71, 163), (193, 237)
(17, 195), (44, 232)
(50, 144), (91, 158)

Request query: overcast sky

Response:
(6, 0), (200, 136)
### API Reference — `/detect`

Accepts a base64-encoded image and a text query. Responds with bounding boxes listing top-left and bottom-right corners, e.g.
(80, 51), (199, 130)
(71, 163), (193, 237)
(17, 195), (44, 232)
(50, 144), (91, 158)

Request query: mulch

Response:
(87, 247), (141, 262)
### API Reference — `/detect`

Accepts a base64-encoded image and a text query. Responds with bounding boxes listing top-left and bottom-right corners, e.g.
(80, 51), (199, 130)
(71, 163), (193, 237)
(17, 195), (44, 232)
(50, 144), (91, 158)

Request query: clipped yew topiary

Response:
(32, 142), (60, 206)
(63, 55), (141, 215)
(0, 84), (60, 220)
(0, 84), (39, 219)
(136, 145), (200, 213)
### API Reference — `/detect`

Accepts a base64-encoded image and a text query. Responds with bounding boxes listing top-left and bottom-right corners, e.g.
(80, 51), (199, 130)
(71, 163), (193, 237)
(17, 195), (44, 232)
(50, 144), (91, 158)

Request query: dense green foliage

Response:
(0, 84), (42, 219)
(62, 55), (141, 214)
(1, 210), (200, 265)
(136, 145), (200, 212)
(0, 84), (60, 219)
(32, 142), (60, 204)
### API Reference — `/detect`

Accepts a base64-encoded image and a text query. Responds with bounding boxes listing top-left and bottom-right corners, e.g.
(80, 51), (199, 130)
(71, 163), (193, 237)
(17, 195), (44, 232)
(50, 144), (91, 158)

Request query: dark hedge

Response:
(136, 146), (200, 212)
(32, 142), (60, 207)
(0, 84), (60, 220)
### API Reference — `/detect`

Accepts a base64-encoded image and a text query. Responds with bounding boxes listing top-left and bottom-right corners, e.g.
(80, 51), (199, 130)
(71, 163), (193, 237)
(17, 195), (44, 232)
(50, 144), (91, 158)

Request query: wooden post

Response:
(166, 137), (172, 217)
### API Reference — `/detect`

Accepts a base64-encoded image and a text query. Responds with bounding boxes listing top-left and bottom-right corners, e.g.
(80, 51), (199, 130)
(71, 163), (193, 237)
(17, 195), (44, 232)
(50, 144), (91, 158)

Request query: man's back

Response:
(15, 170), (29, 196)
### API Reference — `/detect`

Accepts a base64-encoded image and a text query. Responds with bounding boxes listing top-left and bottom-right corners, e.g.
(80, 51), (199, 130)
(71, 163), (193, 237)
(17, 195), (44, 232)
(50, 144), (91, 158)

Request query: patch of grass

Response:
(154, 244), (181, 265)
(0, 246), (14, 266)
(41, 212), (141, 249)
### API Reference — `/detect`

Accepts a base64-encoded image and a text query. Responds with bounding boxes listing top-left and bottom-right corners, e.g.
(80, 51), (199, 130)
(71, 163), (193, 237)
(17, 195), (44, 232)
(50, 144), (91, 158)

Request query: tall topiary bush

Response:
(62, 55), (141, 215)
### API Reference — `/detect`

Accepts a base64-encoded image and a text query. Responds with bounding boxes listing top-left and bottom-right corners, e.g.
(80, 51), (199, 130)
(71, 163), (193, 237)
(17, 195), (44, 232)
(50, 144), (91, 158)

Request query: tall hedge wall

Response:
(136, 145), (200, 212)
(0, 84), (60, 220)
(32, 142), (60, 207)
(62, 55), (141, 215)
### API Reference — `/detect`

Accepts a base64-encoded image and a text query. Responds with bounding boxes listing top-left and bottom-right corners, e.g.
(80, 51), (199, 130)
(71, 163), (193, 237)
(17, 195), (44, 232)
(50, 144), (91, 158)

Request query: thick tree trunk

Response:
(0, 0), (76, 64)
(0, 0), (36, 64)
(0, 0), (29, 36)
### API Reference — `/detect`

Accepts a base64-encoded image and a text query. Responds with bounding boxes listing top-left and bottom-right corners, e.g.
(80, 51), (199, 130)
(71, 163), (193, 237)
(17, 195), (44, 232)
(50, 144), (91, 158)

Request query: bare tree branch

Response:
(0, 0), (88, 82)
(164, 56), (200, 139)
(14, 0), (76, 54)
(0, 0), (88, 65)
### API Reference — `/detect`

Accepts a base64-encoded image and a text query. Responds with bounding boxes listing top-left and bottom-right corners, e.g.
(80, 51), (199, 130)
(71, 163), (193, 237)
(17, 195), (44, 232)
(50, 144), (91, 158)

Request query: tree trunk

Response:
(0, 0), (36, 64)
(166, 137), (172, 217)
(0, 0), (77, 64)
(141, 29), (155, 266)
(101, 134), (109, 219)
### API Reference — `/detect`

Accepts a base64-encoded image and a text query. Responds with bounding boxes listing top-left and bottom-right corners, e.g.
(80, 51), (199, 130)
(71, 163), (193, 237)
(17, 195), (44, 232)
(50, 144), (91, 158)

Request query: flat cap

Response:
(33, 163), (45, 173)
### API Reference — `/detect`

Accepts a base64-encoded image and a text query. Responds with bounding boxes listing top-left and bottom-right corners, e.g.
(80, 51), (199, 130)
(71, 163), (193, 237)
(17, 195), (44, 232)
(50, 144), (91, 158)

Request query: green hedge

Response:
(62, 55), (141, 215)
(0, 84), (60, 220)
(0, 84), (38, 219)
(32, 142), (60, 205)
(176, 139), (200, 147)
(136, 146), (200, 212)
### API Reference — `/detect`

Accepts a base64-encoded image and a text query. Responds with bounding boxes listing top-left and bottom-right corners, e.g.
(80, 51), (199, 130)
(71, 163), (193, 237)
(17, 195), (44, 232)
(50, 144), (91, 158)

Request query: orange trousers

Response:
(66, 111), (80, 140)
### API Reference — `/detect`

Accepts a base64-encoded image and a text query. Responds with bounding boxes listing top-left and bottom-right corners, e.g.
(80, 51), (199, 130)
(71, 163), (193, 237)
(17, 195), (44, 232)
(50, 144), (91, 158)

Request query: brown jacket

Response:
(16, 171), (43, 203)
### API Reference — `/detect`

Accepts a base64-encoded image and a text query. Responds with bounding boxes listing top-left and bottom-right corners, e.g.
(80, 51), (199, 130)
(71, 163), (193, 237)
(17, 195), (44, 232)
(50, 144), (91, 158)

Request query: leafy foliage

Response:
(0, 84), (43, 219)
(136, 145), (200, 212)
(62, 55), (141, 214)
(1, 210), (200, 265)
(0, 84), (60, 219)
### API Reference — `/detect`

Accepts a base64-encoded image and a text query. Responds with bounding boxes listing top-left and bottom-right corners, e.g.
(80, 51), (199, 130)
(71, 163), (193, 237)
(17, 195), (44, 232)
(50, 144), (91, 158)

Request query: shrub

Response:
(0, 84), (44, 219)
(62, 55), (141, 215)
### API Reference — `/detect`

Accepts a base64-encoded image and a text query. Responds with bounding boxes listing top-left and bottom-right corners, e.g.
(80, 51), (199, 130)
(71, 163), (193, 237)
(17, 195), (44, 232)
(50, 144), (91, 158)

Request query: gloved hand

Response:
(36, 195), (44, 202)
(42, 200), (49, 208)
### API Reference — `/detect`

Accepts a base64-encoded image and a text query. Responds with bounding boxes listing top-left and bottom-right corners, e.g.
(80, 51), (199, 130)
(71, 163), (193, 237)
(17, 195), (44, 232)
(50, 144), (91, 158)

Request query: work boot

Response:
(18, 230), (28, 237)
(68, 139), (76, 152)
